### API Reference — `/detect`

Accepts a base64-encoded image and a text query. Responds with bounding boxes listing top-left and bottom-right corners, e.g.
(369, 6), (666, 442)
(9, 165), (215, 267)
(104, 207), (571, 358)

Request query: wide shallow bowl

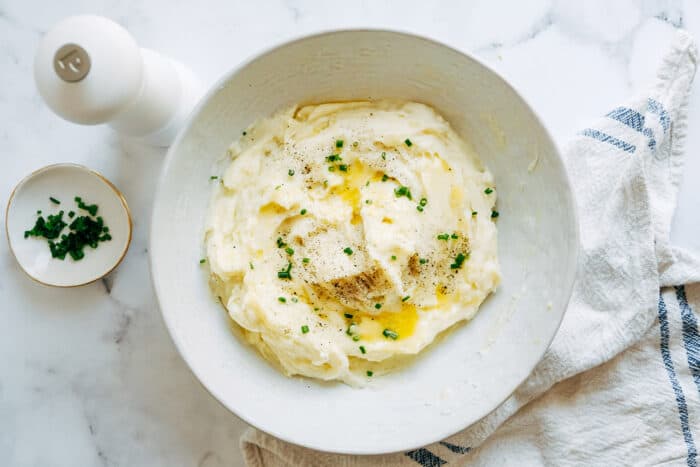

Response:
(150, 30), (578, 454)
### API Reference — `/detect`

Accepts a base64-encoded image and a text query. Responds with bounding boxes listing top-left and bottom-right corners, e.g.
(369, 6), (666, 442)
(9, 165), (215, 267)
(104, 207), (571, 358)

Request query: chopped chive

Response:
(365, 181), (370, 187)
(450, 252), (468, 269)
(275, 185), (281, 190)
(300, 208), (307, 215)
(381, 174), (389, 182)
(242, 131), (247, 135)
(199, 258), (206, 264)
(338, 164), (348, 172)
(302, 257), (310, 263)
(346, 323), (357, 335)
(326, 154), (342, 162)
(382, 328), (398, 339)
(75, 197), (98, 216)
(419, 198), (427, 207)
(404, 138), (413, 147)
(249, 262), (254, 270)
(277, 262), (293, 279)
(381, 152), (386, 160)
(68, 211), (75, 218)
(394, 186), (412, 200)
(391, 255), (397, 260)
(343, 247), (353, 255)
(336, 139), (344, 148)
(210, 176), (218, 180)
(49, 197), (60, 204)
(374, 303), (382, 309)
(359, 345), (366, 354)
(491, 210), (500, 218)
(417, 205), (424, 212)
(352, 335), (360, 341)
(451, 233), (458, 239)
(437, 233), (450, 240)
(285, 247), (294, 255)
(365, 199), (372, 205)
(366, 370), (373, 377)
(328, 166), (336, 172)
(276, 237), (286, 248)
(278, 297), (286, 303)
(484, 187), (493, 194)
(472, 211), (478, 216)
(288, 169), (295, 176)
(344, 313), (354, 319)
(36, 210), (42, 215)
(419, 258), (428, 264)
(301, 325), (309, 333)
(323, 180), (328, 187)
(402, 295), (410, 302)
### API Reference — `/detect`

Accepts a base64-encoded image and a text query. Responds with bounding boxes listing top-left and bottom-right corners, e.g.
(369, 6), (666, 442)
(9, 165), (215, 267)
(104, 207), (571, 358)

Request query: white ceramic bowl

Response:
(150, 30), (578, 454)
(7, 163), (132, 287)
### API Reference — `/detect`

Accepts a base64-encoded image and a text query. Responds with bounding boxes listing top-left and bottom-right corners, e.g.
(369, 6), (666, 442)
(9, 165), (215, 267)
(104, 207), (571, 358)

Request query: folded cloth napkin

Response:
(241, 30), (700, 466)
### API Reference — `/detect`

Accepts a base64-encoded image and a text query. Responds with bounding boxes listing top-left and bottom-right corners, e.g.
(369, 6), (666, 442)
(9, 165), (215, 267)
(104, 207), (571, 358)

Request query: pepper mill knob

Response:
(34, 15), (202, 146)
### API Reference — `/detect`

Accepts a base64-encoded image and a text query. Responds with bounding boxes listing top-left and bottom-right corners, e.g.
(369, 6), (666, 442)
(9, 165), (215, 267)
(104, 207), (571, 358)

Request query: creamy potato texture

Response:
(205, 100), (500, 385)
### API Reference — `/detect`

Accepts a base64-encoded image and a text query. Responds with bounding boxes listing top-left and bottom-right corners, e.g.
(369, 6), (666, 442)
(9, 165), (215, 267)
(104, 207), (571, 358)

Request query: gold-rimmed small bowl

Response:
(5, 163), (132, 287)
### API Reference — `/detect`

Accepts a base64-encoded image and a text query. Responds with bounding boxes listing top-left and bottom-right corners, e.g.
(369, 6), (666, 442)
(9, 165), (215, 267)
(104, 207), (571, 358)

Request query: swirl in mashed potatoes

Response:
(205, 100), (500, 385)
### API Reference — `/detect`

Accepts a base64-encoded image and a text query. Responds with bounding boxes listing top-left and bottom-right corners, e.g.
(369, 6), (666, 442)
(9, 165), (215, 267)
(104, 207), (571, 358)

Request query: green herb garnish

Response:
(402, 295), (410, 302)
(450, 252), (468, 269)
(276, 237), (286, 248)
(288, 169), (295, 176)
(300, 208), (307, 215)
(381, 152), (386, 160)
(437, 233), (450, 240)
(472, 211), (478, 216)
(278, 297), (286, 303)
(249, 262), (254, 270)
(419, 198), (427, 207)
(302, 257), (310, 263)
(374, 303), (382, 309)
(344, 313), (354, 319)
(301, 325), (309, 334)
(383, 329), (398, 339)
(381, 174), (389, 182)
(210, 176), (218, 180)
(417, 205), (424, 212)
(336, 140), (344, 148)
(74, 196), (98, 216)
(451, 233), (458, 239)
(404, 138), (413, 147)
(338, 164), (348, 172)
(326, 154), (342, 162)
(366, 370), (373, 377)
(277, 262), (293, 279)
(49, 197), (60, 205)
(343, 247), (353, 255)
(328, 166), (336, 172)
(491, 210), (499, 218)
(285, 247), (294, 255)
(359, 346), (366, 354)
(199, 258), (206, 264)
(391, 255), (397, 261)
(352, 335), (360, 341)
(394, 186), (412, 200)
(419, 258), (428, 264)
(484, 187), (493, 194)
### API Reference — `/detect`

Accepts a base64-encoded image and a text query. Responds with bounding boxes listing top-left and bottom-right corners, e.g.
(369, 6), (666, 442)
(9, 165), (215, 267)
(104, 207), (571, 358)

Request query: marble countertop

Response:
(2, 1), (699, 466)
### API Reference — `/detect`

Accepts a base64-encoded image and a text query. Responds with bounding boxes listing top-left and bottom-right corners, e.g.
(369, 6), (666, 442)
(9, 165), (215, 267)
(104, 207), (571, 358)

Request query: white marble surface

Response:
(2, 0), (700, 465)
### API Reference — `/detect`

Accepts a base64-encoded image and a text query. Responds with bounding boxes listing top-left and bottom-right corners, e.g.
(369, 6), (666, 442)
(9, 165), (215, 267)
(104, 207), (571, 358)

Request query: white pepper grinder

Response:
(34, 15), (203, 146)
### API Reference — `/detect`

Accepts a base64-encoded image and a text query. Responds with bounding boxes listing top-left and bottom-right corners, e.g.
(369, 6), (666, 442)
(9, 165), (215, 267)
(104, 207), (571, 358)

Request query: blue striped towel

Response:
(242, 30), (700, 466)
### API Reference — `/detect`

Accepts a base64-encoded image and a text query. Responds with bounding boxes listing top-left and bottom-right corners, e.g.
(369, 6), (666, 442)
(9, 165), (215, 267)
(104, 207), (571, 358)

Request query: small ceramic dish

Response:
(5, 163), (132, 287)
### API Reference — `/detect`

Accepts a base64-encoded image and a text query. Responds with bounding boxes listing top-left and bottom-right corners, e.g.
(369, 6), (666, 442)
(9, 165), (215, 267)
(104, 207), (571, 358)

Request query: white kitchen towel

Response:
(241, 30), (700, 466)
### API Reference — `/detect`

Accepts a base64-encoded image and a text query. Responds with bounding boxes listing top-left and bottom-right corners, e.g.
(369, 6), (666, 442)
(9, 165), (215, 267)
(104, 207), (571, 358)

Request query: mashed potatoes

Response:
(205, 100), (500, 385)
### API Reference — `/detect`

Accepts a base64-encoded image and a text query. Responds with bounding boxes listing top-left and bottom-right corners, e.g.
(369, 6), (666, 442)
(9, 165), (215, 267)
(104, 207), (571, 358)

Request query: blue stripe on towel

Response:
(675, 285), (700, 395)
(405, 448), (447, 466)
(659, 292), (698, 467)
(439, 441), (471, 454)
(581, 128), (636, 153)
(648, 98), (671, 132)
(606, 107), (657, 149)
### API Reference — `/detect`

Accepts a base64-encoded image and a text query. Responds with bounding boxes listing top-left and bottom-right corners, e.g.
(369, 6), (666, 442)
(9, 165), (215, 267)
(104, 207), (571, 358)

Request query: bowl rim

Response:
(149, 28), (580, 455)
(6, 162), (133, 288)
